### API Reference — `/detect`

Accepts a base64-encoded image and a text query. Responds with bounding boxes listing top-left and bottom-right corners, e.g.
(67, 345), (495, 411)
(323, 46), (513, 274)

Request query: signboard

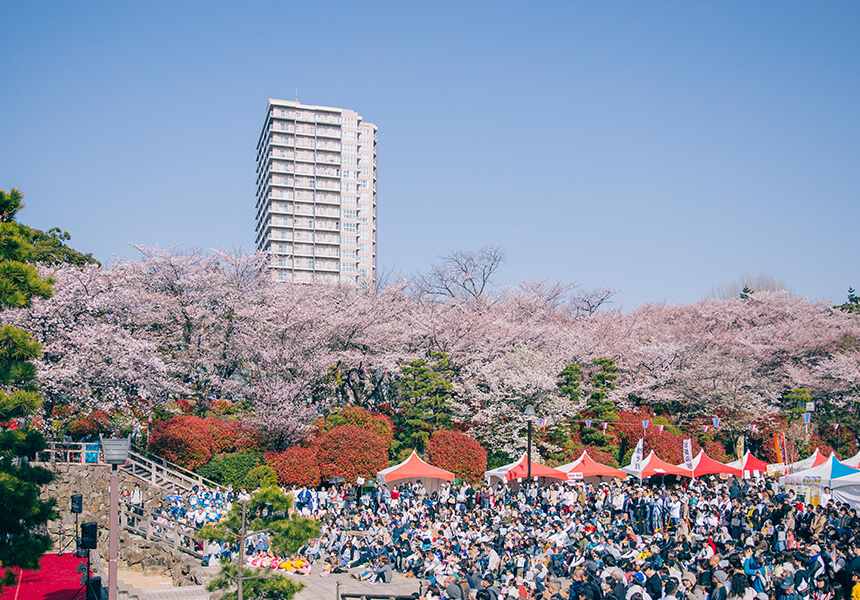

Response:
(567, 472), (583, 481)
(806, 402), (815, 412)
(774, 433), (787, 464)
(683, 439), (693, 470)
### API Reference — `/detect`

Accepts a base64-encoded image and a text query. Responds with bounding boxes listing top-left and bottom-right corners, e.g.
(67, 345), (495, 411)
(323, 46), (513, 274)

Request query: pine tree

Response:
(200, 484), (319, 600)
(392, 352), (454, 458)
(0, 189), (58, 589)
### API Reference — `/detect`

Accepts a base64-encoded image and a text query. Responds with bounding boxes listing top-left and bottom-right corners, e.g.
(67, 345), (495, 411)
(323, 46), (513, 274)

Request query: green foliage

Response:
(393, 352), (454, 456)
(200, 486), (318, 600)
(556, 358), (620, 461)
(486, 449), (512, 471)
(557, 362), (582, 401)
(197, 451), (261, 488)
(740, 285), (754, 300)
(0, 429), (58, 588)
(244, 465), (278, 490)
(585, 358), (619, 420)
(0, 189), (54, 422)
(837, 287), (860, 314)
(17, 225), (98, 267)
(206, 560), (304, 600)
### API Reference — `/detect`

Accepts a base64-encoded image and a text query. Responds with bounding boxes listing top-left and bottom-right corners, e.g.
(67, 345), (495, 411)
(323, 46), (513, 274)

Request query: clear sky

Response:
(2, 2), (858, 308)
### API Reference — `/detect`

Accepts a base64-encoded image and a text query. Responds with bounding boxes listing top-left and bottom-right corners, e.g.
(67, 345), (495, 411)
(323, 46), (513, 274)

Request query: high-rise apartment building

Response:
(255, 99), (377, 286)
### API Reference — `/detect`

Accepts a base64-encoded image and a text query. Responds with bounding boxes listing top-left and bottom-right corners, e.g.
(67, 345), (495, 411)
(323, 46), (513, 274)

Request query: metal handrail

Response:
(118, 502), (209, 559)
(37, 441), (228, 495)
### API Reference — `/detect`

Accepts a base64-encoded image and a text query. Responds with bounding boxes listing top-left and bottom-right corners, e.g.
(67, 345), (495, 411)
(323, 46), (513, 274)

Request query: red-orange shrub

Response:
(66, 411), (111, 439)
(315, 425), (388, 483)
(318, 406), (394, 450)
(265, 447), (321, 487)
(206, 419), (262, 454)
(149, 416), (213, 469)
(426, 430), (487, 484)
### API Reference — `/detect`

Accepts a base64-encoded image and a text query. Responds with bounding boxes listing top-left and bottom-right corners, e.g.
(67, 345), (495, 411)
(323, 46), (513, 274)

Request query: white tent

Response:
(484, 454), (567, 488)
(842, 450), (860, 469)
(831, 471), (860, 508)
(780, 454), (860, 488)
(786, 448), (826, 473)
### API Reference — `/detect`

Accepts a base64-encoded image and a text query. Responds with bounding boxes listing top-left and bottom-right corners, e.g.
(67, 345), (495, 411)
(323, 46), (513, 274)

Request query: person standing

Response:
(130, 482), (143, 526)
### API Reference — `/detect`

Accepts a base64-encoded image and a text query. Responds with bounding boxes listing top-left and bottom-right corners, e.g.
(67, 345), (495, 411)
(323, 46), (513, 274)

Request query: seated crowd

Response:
(228, 475), (860, 600)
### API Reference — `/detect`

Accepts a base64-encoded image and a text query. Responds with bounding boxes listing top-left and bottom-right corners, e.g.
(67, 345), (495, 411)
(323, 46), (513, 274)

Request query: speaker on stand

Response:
(59, 494), (84, 556)
(70, 530), (100, 600)
(80, 521), (97, 550)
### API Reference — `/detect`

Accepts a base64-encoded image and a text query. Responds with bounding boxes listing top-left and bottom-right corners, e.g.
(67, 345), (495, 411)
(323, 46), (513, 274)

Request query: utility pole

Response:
(238, 501), (247, 600)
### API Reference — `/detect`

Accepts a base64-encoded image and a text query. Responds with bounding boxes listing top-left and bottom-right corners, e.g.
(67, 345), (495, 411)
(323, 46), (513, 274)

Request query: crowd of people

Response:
(278, 475), (860, 600)
(128, 469), (860, 600)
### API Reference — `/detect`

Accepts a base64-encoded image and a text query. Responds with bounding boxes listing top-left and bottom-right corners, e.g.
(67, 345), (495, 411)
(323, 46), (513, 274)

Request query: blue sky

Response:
(2, 2), (858, 308)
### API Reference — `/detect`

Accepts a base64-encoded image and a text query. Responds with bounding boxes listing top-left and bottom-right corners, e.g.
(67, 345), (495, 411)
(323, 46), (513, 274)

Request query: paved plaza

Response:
(291, 571), (423, 600)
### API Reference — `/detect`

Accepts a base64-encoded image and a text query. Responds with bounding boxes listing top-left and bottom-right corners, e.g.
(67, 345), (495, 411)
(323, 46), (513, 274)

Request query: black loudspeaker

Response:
(71, 494), (83, 514)
(86, 576), (102, 600)
(80, 522), (98, 549)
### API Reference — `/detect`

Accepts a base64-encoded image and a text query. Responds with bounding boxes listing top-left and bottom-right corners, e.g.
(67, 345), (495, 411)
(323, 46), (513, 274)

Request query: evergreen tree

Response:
(837, 287), (860, 314)
(392, 352), (454, 458)
(580, 358), (619, 453)
(0, 189), (58, 589)
(200, 485), (319, 600)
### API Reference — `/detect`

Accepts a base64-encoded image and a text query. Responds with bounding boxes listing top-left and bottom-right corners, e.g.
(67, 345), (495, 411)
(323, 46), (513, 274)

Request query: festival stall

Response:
(830, 471), (860, 509)
(786, 448), (828, 473)
(725, 451), (770, 478)
(842, 450), (860, 469)
(622, 451), (693, 480)
(780, 454), (860, 505)
(557, 451), (627, 483)
(377, 450), (454, 493)
(679, 450), (743, 478)
(484, 453), (567, 487)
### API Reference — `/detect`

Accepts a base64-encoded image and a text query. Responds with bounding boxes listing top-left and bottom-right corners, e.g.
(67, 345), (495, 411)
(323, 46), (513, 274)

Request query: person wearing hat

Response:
(778, 577), (799, 600)
(683, 571), (705, 600)
(712, 571), (728, 600)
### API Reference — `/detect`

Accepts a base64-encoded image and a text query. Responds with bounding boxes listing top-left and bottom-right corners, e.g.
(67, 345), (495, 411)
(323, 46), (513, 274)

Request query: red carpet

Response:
(0, 553), (91, 600)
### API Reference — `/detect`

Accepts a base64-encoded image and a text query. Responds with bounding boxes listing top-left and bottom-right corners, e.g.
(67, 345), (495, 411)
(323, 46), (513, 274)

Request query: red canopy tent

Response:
(679, 450), (743, 478)
(377, 451), (454, 492)
(623, 451), (693, 480)
(504, 455), (567, 481)
(727, 451), (770, 478)
(558, 451), (627, 480)
(484, 453), (567, 486)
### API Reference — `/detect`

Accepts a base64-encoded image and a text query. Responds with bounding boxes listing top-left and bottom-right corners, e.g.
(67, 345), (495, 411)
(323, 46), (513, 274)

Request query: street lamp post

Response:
(100, 436), (131, 600)
(525, 405), (536, 482)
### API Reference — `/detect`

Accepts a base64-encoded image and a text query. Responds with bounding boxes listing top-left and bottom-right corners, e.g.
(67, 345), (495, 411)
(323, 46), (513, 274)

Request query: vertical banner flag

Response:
(642, 420), (649, 430)
(658, 424), (664, 433)
(631, 438), (644, 473)
(803, 413), (810, 432)
(683, 438), (694, 470)
(713, 417), (721, 428)
(585, 420), (592, 428)
(774, 433), (787, 463)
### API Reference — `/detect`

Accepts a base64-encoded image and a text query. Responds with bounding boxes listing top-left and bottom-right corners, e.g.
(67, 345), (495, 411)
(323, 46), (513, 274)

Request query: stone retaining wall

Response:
(37, 461), (211, 586)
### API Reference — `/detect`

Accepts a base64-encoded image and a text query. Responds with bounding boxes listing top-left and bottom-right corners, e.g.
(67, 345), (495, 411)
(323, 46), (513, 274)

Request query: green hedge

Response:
(197, 451), (260, 488)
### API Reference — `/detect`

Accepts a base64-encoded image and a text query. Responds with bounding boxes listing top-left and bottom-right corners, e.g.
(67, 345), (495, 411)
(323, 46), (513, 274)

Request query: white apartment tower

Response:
(255, 99), (377, 286)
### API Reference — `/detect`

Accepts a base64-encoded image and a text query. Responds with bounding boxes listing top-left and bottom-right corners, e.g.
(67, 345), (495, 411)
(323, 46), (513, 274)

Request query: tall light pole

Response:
(525, 405), (536, 482)
(100, 436), (131, 600)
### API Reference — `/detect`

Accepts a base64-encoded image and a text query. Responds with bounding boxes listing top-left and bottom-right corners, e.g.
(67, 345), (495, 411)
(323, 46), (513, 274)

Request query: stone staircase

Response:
(121, 444), (229, 497)
(37, 442), (228, 592)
